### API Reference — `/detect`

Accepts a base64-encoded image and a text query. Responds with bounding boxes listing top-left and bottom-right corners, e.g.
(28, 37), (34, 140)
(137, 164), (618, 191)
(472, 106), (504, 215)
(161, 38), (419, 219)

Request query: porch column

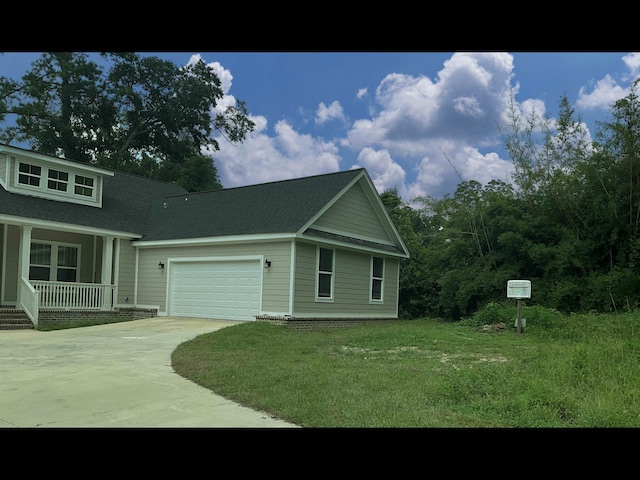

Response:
(16, 225), (32, 305)
(101, 236), (114, 310)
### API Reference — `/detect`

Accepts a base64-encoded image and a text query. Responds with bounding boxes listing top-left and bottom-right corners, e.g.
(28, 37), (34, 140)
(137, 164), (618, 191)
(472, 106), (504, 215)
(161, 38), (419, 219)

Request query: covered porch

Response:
(1, 221), (122, 327)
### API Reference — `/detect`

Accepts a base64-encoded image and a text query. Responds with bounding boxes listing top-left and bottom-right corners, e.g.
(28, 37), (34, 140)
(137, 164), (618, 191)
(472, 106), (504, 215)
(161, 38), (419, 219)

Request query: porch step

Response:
(0, 309), (34, 330)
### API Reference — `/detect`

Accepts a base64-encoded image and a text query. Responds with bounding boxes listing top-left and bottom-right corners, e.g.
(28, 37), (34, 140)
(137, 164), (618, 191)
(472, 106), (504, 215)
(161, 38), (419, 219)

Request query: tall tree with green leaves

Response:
(501, 92), (592, 235)
(594, 79), (640, 271)
(380, 188), (436, 319)
(0, 52), (255, 192)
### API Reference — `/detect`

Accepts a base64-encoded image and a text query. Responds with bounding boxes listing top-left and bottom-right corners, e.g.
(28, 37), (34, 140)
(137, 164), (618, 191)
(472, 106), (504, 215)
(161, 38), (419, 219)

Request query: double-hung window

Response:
(370, 256), (384, 302)
(74, 175), (94, 197)
(29, 242), (79, 282)
(29, 243), (52, 281)
(48, 169), (69, 192)
(18, 162), (41, 187)
(56, 245), (78, 281)
(316, 247), (334, 301)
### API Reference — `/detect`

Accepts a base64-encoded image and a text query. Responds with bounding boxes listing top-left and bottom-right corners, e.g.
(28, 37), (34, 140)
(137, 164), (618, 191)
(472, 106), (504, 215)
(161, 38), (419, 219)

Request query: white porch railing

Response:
(19, 277), (40, 326)
(31, 281), (115, 310)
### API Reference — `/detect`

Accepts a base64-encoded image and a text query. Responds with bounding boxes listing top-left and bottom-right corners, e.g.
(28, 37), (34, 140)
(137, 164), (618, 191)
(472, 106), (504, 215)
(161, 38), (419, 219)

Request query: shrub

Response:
(460, 301), (564, 330)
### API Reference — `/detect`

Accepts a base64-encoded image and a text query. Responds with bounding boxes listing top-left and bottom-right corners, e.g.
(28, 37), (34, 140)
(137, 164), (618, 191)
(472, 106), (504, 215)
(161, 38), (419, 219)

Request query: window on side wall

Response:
(316, 247), (334, 301)
(371, 256), (384, 302)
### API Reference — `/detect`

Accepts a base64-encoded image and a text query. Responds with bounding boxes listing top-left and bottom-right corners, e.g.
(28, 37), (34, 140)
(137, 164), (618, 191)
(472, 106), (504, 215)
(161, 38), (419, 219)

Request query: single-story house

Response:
(0, 143), (409, 328)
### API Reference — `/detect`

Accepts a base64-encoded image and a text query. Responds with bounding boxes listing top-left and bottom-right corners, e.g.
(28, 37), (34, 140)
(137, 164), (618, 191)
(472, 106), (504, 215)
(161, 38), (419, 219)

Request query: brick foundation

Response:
(254, 314), (398, 330)
(37, 308), (158, 328)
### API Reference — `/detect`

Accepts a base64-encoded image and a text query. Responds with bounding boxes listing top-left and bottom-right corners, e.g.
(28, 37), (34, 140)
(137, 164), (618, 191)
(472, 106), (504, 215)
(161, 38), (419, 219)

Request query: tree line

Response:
(382, 80), (640, 319)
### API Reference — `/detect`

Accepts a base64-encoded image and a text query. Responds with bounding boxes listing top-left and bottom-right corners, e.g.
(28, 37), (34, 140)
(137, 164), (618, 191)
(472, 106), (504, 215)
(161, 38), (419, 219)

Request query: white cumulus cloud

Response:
(209, 119), (341, 188)
(315, 101), (346, 125)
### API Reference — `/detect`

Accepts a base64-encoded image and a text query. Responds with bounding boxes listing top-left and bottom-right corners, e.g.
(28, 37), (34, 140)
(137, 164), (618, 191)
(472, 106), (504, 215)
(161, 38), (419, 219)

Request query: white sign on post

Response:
(507, 280), (531, 299)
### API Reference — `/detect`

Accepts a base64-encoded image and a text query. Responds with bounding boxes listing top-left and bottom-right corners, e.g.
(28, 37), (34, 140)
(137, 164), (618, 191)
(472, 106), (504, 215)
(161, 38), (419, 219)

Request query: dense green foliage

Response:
(172, 309), (640, 427)
(0, 52), (255, 192)
(383, 81), (640, 319)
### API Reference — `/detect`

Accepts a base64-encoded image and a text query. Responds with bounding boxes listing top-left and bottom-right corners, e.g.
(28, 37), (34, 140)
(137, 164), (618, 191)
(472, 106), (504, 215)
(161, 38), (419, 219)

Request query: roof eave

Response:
(0, 144), (115, 177)
(0, 213), (141, 239)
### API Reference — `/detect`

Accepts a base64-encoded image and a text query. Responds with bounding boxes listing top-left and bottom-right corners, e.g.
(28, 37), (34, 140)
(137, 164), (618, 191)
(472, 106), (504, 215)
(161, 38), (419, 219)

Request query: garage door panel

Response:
(169, 260), (262, 321)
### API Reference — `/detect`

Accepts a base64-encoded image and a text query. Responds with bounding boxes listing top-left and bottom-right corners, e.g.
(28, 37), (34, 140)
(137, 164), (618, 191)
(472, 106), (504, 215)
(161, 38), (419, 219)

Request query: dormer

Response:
(0, 144), (114, 208)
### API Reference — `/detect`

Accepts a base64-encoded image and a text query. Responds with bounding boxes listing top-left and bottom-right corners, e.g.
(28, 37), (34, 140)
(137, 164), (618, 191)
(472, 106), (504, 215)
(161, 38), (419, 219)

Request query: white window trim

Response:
(13, 159), (98, 205)
(73, 173), (96, 199)
(47, 168), (69, 193)
(30, 240), (81, 283)
(315, 246), (334, 302)
(370, 255), (384, 303)
(17, 161), (42, 189)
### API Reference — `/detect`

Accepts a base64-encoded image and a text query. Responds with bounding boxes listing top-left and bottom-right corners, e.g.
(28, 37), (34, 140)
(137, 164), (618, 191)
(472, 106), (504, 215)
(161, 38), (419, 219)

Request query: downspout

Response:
(134, 247), (139, 306)
(289, 239), (296, 316)
(395, 258), (400, 318)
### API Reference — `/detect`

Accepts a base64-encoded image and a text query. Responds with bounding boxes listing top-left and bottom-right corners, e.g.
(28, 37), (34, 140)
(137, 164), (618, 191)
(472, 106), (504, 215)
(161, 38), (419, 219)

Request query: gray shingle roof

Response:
(141, 168), (364, 241)
(1, 164), (366, 241)
(0, 170), (187, 236)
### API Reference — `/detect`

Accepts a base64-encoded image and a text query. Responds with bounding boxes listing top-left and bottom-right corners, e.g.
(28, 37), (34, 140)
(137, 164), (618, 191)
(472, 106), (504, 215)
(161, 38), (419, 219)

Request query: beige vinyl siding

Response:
(293, 241), (399, 317)
(5, 154), (15, 187)
(0, 224), (4, 305)
(95, 175), (103, 205)
(0, 154), (8, 185)
(116, 240), (136, 305)
(311, 179), (391, 242)
(136, 240), (292, 314)
(0, 224), (3, 270)
(260, 241), (293, 313)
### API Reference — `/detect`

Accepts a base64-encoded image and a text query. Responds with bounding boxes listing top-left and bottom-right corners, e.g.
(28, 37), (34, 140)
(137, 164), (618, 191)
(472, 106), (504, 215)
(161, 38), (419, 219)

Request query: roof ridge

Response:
(162, 167), (365, 199)
(108, 168), (187, 188)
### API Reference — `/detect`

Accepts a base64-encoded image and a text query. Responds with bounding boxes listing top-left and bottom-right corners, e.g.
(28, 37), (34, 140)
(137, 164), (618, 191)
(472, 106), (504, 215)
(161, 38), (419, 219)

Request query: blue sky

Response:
(1, 52), (637, 205)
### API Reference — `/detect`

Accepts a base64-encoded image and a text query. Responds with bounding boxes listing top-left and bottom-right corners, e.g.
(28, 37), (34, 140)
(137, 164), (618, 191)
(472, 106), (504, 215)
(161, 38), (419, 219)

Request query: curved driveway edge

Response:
(0, 317), (299, 428)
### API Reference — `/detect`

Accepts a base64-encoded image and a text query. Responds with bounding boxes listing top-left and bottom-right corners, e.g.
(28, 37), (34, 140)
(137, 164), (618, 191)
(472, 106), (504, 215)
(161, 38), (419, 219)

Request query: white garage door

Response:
(169, 260), (262, 321)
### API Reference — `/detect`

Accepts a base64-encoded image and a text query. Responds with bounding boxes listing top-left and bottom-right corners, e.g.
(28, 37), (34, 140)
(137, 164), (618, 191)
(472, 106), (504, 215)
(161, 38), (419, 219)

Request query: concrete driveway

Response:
(0, 316), (298, 428)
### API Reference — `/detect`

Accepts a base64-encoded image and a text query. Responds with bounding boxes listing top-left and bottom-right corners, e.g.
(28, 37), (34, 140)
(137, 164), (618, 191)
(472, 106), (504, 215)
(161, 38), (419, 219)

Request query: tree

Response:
(380, 188), (435, 319)
(0, 76), (22, 124)
(501, 92), (592, 235)
(0, 52), (255, 191)
(1, 52), (108, 163)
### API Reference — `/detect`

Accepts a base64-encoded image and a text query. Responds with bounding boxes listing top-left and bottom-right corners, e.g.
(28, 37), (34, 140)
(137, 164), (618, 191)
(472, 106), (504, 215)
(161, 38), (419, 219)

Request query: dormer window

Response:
(4, 147), (111, 207)
(75, 175), (94, 197)
(48, 169), (68, 192)
(18, 162), (41, 187)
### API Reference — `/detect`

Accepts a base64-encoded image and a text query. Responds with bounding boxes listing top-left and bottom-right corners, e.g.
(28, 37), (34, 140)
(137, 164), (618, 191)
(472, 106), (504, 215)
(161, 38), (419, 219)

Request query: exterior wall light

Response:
(264, 258), (272, 268)
(158, 261), (165, 269)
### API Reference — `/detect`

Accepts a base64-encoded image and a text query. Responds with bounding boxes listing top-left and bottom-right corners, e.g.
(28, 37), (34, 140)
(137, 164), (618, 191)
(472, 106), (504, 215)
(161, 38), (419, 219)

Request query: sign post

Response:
(507, 280), (531, 334)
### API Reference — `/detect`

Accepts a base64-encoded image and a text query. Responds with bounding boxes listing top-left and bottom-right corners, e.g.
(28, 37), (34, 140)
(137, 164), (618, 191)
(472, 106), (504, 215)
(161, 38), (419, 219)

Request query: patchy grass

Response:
(172, 312), (640, 428)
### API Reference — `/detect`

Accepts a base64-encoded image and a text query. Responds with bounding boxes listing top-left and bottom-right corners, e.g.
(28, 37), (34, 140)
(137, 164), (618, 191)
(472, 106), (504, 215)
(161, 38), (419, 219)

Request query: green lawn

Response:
(171, 310), (640, 428)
